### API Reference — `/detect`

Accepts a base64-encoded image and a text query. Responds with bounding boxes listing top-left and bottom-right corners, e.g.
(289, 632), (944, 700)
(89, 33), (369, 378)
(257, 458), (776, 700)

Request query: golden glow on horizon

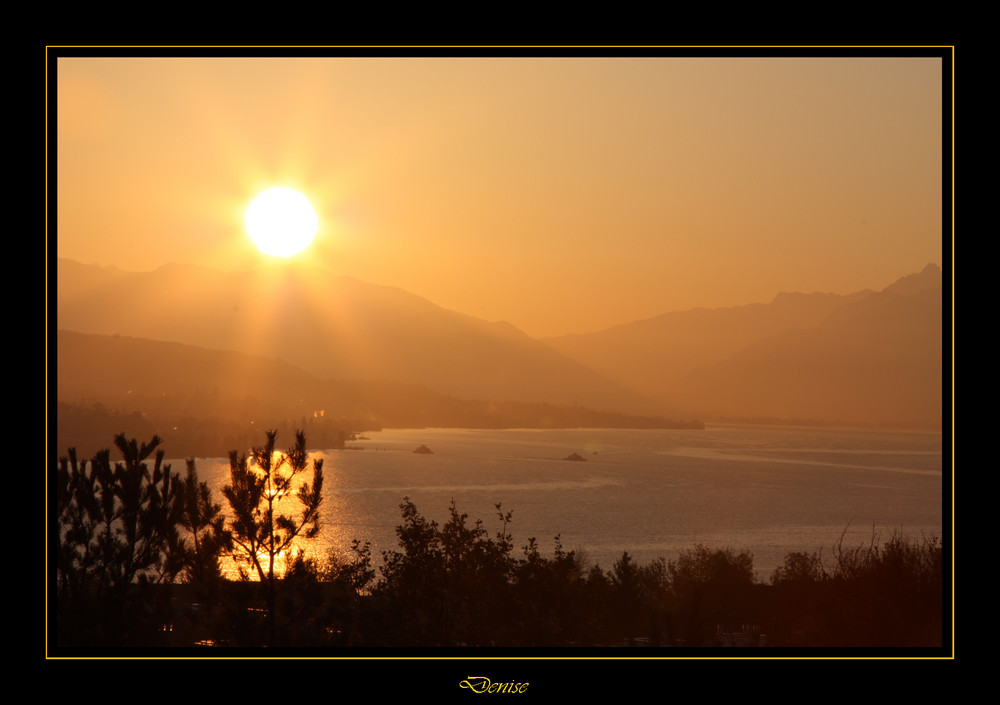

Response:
(245, 187), (318, 257)
(56, 56), (945, 337)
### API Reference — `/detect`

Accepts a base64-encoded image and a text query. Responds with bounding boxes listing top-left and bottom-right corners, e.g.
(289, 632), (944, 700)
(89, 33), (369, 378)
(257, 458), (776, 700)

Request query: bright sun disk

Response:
(245, 187), (318, 257)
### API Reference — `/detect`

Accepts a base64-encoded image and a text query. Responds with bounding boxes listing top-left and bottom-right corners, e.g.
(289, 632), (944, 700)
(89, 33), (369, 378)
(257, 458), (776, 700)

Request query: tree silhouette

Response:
(373, 498), (519, 645)
(56, 434), (187, 645)
(667, 544), (757, 645)
(179, 458), (230, 585)
(221, 428), (324, 645)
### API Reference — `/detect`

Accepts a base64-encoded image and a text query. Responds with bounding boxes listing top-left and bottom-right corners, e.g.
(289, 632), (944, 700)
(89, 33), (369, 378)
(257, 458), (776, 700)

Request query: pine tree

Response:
(56, 434), (187, 645)
(221, 429), (324, 645)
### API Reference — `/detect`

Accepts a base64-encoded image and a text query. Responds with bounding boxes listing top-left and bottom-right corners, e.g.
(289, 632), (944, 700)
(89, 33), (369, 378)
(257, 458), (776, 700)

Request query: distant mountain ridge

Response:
(56, 258), (665, 417)
(543, 263), (943, 427)
(55, 329), (696, 457)
(55, 258), (944, 429)
(672, 286), (942, 426)
(542, 287), (874, 407)
(882, 262), (943, 296)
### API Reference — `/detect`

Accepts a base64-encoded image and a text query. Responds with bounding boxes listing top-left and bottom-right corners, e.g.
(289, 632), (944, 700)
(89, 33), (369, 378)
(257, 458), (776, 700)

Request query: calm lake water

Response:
(180, 424), (945, 581)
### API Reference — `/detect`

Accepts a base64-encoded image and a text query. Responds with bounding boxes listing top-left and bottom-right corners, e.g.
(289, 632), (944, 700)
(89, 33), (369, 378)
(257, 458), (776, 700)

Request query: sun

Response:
(245, 187), (318, 257)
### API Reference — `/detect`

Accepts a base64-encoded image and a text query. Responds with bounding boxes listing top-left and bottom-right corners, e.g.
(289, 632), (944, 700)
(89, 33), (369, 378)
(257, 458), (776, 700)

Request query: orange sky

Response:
(55, 54), (945, 337)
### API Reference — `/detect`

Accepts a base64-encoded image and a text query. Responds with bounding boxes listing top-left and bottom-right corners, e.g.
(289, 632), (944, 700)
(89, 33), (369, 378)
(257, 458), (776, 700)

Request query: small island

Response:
(563, 452), (587, 462)
(413, 444), (434, 454)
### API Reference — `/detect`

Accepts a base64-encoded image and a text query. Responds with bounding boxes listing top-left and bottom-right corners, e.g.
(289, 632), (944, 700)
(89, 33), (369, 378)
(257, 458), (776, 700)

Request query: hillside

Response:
(543, 289), (872, 403)
(56, 259), (663, 417)
(544, 264), (944, 427)
(54, 259), (944, 432)
(55, 330), (697, 458)
(670, 286), (943, 426)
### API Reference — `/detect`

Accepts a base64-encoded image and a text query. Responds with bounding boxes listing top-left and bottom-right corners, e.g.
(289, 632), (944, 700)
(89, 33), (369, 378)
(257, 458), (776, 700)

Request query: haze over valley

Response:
(56, 258), (942, 457)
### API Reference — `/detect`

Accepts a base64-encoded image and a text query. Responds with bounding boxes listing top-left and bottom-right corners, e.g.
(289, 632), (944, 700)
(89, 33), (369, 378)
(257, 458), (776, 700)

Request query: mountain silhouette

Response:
(670, 284), (943, 426)
(55, 259), (943, 429)
(55, 329), (692, 457)
(543, 288), (872, 404)
(544, 264), (943, 427)
(56, 259), (665, 416)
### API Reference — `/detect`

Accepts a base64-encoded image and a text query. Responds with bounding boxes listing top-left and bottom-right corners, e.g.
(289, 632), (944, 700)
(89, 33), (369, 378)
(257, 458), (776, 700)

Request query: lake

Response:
(181, 424), (945, 582)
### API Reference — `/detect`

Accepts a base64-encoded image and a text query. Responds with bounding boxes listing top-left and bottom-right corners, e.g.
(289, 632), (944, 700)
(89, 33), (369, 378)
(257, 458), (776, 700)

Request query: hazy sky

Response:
(56, 55), (944, 337)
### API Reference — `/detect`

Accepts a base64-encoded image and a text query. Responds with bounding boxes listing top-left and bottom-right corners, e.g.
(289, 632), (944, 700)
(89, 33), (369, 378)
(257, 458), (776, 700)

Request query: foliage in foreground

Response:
(768, 530), (943, 646)
(56, 435), (186, 646)
(55, 434), (944, 649)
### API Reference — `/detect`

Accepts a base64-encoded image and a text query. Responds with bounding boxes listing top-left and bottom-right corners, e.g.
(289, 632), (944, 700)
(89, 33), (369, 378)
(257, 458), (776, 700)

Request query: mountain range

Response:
(56, 258), (662, 415)
(543, 263), (943, 427)
(54, 258), (945, 449)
